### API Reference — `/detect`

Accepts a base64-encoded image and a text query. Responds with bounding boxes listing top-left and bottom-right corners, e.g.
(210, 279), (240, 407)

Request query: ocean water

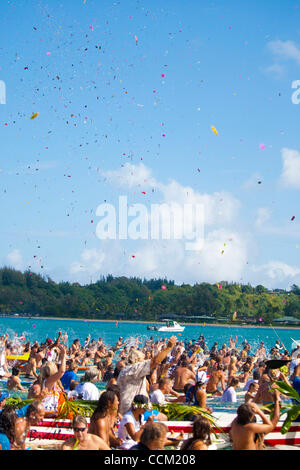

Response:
(0, 316), (298, 353)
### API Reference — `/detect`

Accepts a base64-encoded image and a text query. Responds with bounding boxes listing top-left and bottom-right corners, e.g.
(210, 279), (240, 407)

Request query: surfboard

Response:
(6, 352), (30, 361)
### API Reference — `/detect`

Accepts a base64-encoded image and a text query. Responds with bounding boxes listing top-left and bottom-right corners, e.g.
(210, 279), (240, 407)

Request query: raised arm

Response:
(248, 391), (280, 434)
(150, 336), (177, 370)
(44, 344), (66, 390)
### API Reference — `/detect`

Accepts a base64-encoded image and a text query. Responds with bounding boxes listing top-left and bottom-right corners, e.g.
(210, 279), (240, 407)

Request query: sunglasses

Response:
(73, 427), (86, 433)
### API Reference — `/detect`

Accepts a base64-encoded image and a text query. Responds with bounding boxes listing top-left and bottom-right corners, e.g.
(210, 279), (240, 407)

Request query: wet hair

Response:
(0, 405), (18, 443)
(253, 370), (260, 381)
(91, 390), (118, 421)
(140, 422), (168, 446)
(181, 415), (212, 450)
(248, 382), (258, 391)
(236, 403), (254, 425)
(228, 377), (239, 388)
(12, 366), (20, 376)
(113, 367), (121, 379)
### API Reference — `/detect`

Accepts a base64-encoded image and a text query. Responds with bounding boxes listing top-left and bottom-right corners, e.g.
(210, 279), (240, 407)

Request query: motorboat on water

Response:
(291, 338), (300, 359)
(147, 319), (185, 333)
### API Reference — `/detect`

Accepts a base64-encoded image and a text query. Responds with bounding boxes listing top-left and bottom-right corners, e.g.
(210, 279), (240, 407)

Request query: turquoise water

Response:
(0, 316), (298, 353)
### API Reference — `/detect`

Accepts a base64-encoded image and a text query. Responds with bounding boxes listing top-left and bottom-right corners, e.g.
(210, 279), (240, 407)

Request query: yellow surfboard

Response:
(7, 352), (30, 361)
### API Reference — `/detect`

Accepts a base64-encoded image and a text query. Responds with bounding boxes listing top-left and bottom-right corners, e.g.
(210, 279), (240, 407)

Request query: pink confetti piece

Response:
(161, 285), (166, 290)
(259, 143), (266, 150)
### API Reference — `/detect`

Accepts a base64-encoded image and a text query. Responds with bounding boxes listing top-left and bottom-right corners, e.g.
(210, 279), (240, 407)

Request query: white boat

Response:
(291, 338), (300, 359)
(153, 319), (185, 333)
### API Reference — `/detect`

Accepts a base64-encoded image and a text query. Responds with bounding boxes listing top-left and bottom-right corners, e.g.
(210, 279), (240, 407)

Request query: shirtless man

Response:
(229, 336), (238, 351)
(62, 415), (110, 450)
(112, 337), (127, 352)
(230, 390), (280, 450)
(23, 353), (38, 379)
(172, 359), (196, 393)
(7, 366), (27, 391)
(206, 363), (226, 396)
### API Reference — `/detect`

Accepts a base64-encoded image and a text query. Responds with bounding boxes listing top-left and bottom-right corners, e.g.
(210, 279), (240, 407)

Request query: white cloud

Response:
(70, 248), (106, 275)
(159, 180), (240, 228)
(255, 208), (272, 227)
(251, 261), (300, 288)
(268, 40), (300, 65)
(6, 249), (23, 271)
(101, 162), (158, 189)
(242, 172), (263, 190)
(263, 63), (285, 78)
(280, 148), (300, 188)
(70, 230), (248, 286)
(69, 162), (298, 289)
(70, 162), (247, 285)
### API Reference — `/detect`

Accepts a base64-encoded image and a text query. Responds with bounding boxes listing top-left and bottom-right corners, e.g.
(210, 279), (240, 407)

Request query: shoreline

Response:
(2, 315), (300, 330)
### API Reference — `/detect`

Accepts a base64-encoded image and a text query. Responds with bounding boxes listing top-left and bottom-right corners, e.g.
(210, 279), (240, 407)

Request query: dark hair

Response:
(236, 403), (254, 425)
(253, 369), (260, 380)
(228, 377), (239, 388)
(181, 416), (212, 450)
(106, 384), (121, 401)
(0, 405), (18, 443)
(25, 401), (40, 419)
(132, 394), (148, 406)
(249, 382), (258, 390)
(12, 366), (20, 376)
(91, 391), (117, 421)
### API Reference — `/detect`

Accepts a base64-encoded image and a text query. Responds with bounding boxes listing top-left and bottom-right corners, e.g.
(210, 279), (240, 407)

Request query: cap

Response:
(0, 391), (9, 402)
(46, 338), (53, 345)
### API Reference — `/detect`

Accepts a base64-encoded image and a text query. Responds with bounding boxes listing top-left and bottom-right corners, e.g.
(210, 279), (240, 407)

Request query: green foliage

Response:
(262, 381), (300, 435)
(0, 267), (299, 323)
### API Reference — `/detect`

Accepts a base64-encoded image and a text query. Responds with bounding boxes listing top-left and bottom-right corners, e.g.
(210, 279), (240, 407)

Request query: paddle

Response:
(265, 359), (291, 370)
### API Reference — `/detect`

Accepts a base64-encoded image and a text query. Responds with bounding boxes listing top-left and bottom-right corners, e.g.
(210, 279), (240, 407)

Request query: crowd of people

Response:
(0, 329), (300, 451)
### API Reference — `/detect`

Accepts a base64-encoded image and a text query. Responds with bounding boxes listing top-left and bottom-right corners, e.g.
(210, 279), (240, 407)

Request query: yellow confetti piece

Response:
(30, 112), (39, 120)
(211, 125), (218, 135)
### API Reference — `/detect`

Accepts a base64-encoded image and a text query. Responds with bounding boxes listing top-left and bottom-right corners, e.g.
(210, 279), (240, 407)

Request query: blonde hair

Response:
(127, 349), (145, 365)
(38, 361), (64, 392)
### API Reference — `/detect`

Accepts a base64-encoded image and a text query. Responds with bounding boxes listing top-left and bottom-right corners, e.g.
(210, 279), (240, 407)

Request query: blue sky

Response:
(1, 0), (300, 289)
